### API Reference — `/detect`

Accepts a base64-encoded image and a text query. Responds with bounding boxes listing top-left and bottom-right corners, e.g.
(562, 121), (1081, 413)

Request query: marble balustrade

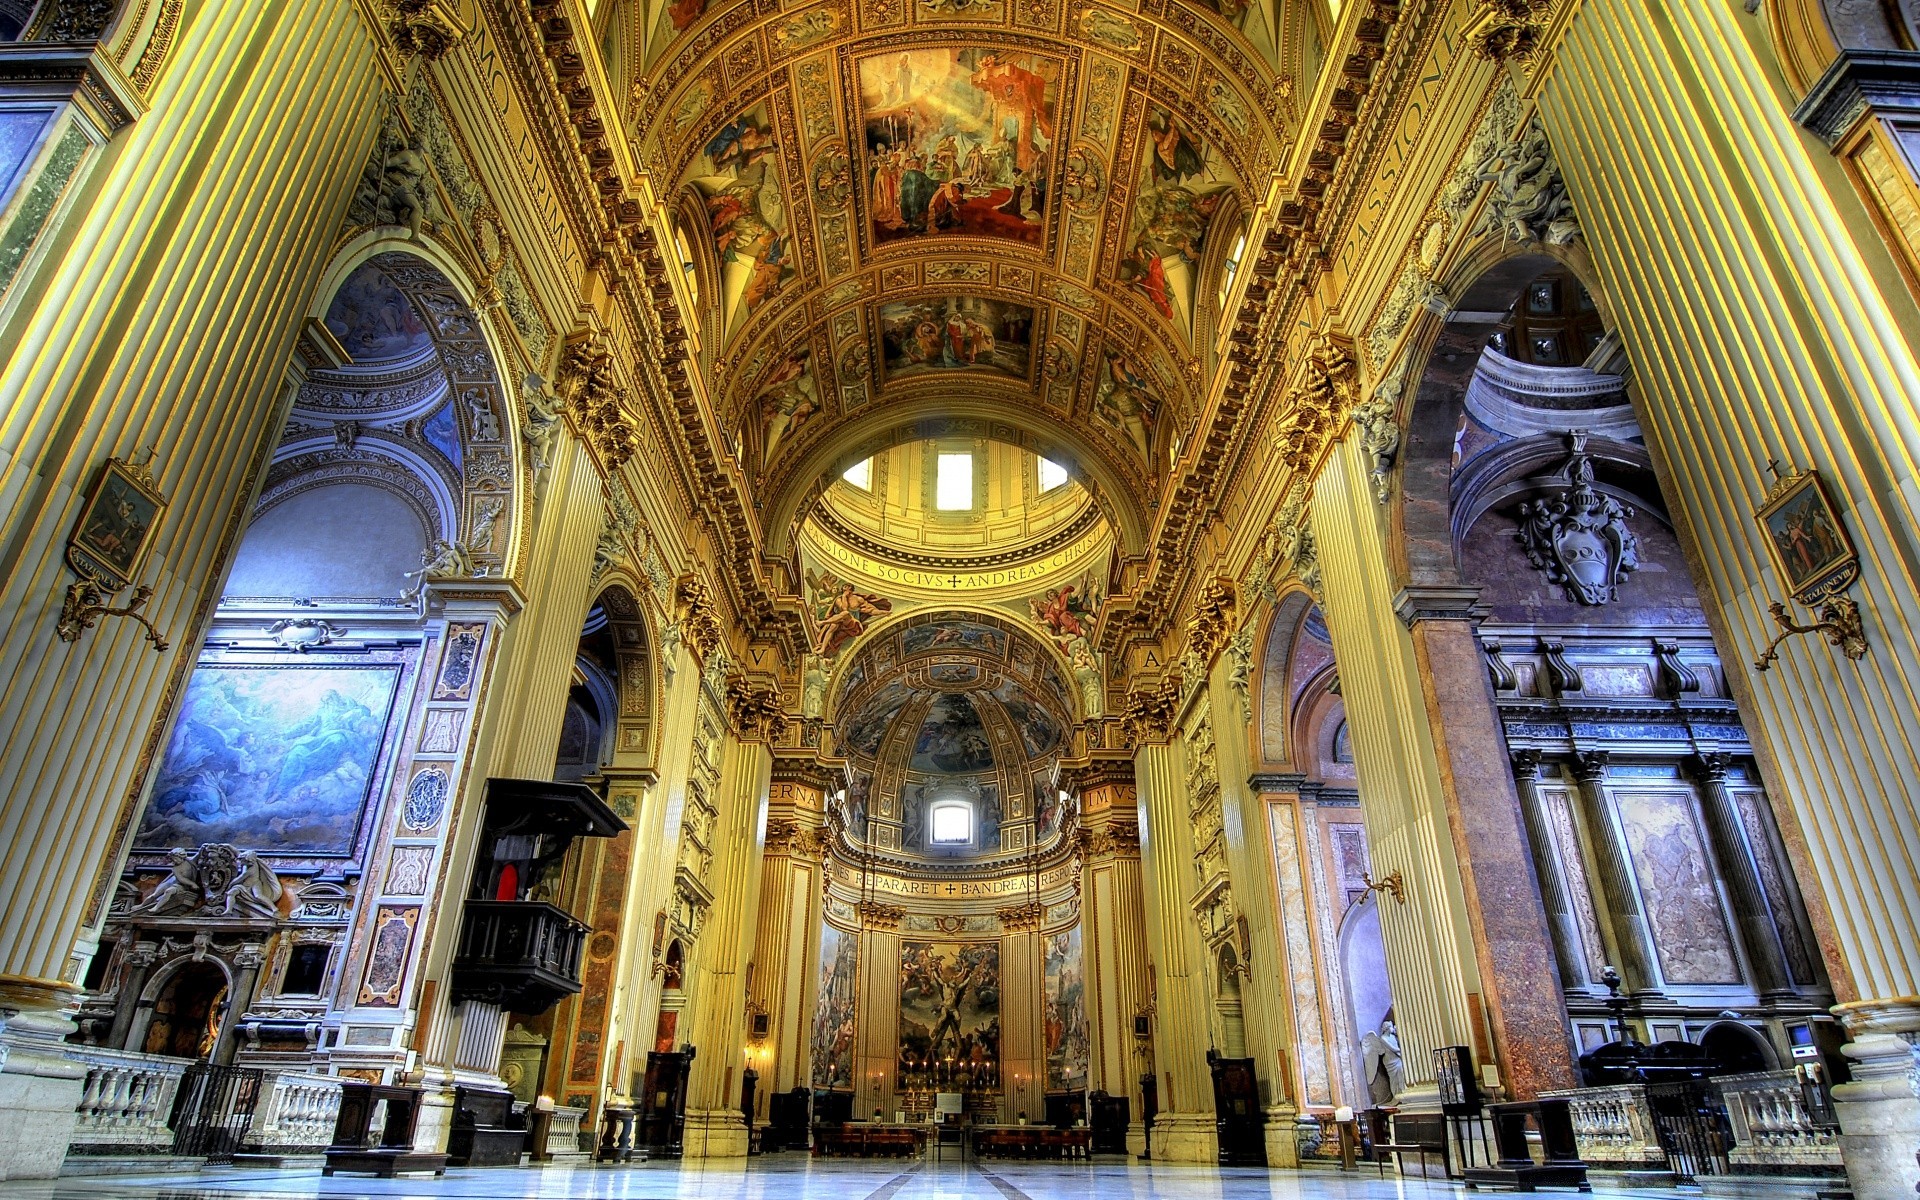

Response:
(66, 1048), (194, 1154)
(242, 1070), (344, 1156)
(1718, 1071), (1843, 1172)
(1539, 1084), (1667, 1169)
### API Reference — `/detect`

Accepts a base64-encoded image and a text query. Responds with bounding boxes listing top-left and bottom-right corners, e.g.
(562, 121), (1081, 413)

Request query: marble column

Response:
(1134, 735), (1219, 1161)
(1687, 754), (1794, 999)
(680, 731), (772, 1157)
(1254, 774), (1340, 1114)
(1307, 440), (1487, 1109)
(1207, 668), (1299, 1165)
(1510, 751), (1588, 993)
(747, 773), (827, 1112)
(107, 941), (157, 1051)
(211, 942), (266, 1067)
(1569, 751), (1662, 998)
(1398, 598), (1577, 1098)
(852, 902), (902, 1119)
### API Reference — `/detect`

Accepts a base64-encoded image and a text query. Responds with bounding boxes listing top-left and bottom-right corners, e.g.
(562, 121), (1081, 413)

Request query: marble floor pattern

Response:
(0, 1158), (1713, 1200)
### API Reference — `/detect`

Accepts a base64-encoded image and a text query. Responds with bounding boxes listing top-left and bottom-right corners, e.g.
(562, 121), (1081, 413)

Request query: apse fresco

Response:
(1043, 928), (1088, 1091)
(323, 263), (431, 362)
(858, 48), (1060, 247)
(911, 693), (995, 772)
(686, 104), (794, 334)
(900, 941), (1000, 1070)
(137, 664), (400, 854)
(1035, 783), (1068, 841)
(1122, 106), (1236, 336)
(1200, 0), (1279, 66)
(646, 0), (708, 68)
(901, 619), (1008, 658)
(842, 678), (914, 757)
(878, 297), (1033, 380)
(811, 922), (859, 1089)
(990, 675), (1061, 757)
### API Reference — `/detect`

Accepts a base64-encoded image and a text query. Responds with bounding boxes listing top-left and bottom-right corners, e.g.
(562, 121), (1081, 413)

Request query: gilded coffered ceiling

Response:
(605, 0), (1308, 552)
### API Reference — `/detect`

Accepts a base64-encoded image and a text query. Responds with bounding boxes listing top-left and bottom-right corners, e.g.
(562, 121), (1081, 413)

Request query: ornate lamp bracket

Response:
(1754, 597), (1866, 671)
(1360, 869), (1406, 905)
(58, 576), (168, 650)
(57, 454), (170, 652)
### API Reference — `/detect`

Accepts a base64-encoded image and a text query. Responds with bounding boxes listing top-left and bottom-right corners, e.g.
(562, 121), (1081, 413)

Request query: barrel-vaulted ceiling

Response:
(612, 0), (1308, 553)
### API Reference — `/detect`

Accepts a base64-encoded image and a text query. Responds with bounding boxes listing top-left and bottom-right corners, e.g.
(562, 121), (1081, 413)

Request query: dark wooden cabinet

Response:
(1209, 1054), (1267, 1166)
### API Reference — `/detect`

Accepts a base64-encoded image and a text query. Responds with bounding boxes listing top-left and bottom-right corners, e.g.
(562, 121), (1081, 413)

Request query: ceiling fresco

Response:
(625, 0), (1300, 550)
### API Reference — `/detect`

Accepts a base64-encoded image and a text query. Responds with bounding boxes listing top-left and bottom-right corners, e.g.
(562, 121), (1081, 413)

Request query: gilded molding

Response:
(995, 901), (1047, 933)
(675, 574), (723, 662)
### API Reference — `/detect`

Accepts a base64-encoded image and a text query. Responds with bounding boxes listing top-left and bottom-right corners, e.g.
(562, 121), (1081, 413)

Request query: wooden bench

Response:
(1366, 1109), (1449, 1178)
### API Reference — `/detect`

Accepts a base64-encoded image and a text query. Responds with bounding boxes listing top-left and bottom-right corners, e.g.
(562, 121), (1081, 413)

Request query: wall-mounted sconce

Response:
(1360, 869), (1406, 905)
(1752, 464), (1867, 671)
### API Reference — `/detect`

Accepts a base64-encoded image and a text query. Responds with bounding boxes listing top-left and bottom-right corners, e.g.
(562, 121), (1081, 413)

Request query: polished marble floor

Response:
(0, 1157), (1711, 1200)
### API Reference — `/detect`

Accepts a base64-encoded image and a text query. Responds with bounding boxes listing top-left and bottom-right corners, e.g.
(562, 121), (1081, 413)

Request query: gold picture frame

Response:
(68, 456), (166, 590)
(1754, 467), (1857, 605)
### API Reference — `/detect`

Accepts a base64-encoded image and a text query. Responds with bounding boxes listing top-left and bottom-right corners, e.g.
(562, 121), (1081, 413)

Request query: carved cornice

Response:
(1119, 679), (1182, 748)
(1462, 0), (1552, 62)
(390, 0), (466, 62)
(556, 333), (638, 471)
(1270, 332), (1360, 474)
(764, 817), (800, 856)
(1079, 820), (1141, 858)
(1059, 756), (1136, 793)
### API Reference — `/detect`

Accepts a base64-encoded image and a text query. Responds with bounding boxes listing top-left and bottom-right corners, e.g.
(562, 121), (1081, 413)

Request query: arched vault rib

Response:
(760, 392), (1150, 559)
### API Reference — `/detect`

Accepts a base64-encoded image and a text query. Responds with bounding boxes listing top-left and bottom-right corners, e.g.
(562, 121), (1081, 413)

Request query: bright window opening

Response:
(1218, 231), (1247, 309)
(936, 452), (973, 511)
(1038, 457), (1069, 492)
(929, 800), (972, 845)
(842, 458), (873, 489)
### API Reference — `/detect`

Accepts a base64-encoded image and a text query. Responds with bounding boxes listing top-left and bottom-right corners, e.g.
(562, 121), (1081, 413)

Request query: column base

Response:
(1832, 999), (1920, 1200)
(1263, 1105), (1300, 1167)
(1124, 1120), (1147, 1158)
(1144, 1111), (1218, 1163)
(0, 986), (87, 1181)
(679, 1108), (750, 1158)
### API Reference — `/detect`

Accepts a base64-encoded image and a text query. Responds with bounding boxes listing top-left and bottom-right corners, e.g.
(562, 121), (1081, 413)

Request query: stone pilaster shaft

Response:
(1687, 757), (1793, 997)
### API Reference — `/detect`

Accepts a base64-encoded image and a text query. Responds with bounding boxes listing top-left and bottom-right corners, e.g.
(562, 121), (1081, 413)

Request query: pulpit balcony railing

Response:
(448, 900), (589, 1014)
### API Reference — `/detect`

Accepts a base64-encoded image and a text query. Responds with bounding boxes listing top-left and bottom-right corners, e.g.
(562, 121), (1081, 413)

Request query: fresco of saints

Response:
(698, 113), (793, 324)
(1094, 350), (1158, 461)
(757, 352), (818, 465)
(808, 571), (894, 657)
